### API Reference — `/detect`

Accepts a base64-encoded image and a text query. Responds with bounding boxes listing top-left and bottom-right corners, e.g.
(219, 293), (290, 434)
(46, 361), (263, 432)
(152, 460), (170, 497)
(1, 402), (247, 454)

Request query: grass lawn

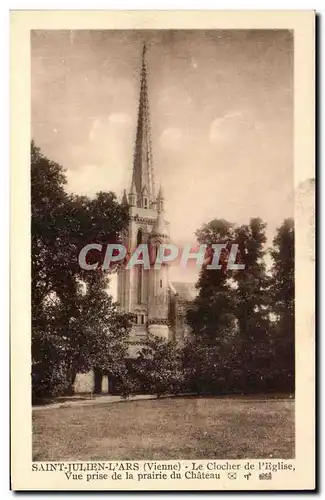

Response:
(32, 397), (294, 461)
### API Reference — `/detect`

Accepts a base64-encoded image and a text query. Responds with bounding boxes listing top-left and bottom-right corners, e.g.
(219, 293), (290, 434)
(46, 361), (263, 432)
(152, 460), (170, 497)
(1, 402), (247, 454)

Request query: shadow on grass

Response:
(33, 395), (92, 406)
(33, 392), (294, 408)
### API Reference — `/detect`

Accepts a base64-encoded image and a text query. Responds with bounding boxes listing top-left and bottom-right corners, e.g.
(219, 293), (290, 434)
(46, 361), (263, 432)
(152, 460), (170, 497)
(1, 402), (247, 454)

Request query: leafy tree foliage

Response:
(133, 335), (185, 398)
(269, 219), (295, 392)
(187, 219), (237, 343)
(186, 216), (294, 395)
(233, 218), (270, 340)
(31, 142), (131, 400)
(269, 218), (294, 324)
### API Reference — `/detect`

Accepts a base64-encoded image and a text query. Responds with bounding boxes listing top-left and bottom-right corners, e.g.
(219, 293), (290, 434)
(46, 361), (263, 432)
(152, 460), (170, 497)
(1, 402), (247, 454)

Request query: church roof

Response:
(129, 177), (137, 195)
(169, 282), (197, 302)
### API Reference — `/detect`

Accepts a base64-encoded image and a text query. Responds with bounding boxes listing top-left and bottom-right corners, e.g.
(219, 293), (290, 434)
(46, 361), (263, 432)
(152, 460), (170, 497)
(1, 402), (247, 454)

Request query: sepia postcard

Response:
(10, 10), (315, 491)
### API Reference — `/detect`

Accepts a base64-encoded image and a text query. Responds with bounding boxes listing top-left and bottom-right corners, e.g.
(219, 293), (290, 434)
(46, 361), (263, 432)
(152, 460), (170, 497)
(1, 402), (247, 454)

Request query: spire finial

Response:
(141, 43), (147, 78)
(157, 184), (164, 200)
(121, 189), (128, 205)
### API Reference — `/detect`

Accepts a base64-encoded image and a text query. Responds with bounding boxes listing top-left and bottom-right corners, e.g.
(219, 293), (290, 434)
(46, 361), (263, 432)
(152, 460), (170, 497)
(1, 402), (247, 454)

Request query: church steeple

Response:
(117, 43), (170, 343)
(132, 44), (155, 208)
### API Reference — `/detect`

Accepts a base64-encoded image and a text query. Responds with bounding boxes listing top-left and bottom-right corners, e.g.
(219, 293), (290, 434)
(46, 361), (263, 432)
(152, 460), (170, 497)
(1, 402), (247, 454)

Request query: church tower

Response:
(117, 45), (170, 353)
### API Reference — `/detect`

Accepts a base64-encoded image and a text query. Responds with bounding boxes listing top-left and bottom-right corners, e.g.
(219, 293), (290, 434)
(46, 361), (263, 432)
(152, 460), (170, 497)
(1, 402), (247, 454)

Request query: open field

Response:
(33, 397), (294, 461)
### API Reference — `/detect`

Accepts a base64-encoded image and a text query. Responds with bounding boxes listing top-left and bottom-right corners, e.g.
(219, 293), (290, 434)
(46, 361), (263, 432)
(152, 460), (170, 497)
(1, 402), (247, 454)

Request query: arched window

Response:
(137, 229), (142, 246)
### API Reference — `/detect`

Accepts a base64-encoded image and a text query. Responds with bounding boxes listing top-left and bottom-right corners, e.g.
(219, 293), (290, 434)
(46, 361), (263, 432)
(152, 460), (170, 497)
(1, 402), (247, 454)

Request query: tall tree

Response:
(185, 217), (274, 395)
(31, 141), (69, 317)
(269, 218), (294, 327)
(233, 218), (270, 340)
(187, 219), (237, 343)
(185, 219), (239, 395)
(231, 218), (273, 392)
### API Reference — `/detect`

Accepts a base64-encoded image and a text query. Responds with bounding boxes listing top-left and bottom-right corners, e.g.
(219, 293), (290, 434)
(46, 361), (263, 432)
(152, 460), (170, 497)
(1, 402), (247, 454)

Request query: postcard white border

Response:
(10, 10), (315, 491)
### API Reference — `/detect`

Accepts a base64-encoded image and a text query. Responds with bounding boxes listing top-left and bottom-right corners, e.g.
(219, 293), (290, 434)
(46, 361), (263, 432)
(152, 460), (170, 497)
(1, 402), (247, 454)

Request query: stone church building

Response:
(74, 46), (196, 394)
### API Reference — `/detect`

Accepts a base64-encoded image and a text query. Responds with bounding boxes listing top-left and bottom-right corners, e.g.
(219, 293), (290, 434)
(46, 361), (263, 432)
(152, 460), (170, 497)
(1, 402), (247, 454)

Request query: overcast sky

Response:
(32, 29), (293, 284)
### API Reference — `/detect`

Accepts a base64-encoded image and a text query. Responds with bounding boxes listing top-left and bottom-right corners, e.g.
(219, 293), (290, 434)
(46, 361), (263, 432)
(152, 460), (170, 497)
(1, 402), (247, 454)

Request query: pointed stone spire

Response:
(157, 185), (164, 199)
(128, 178), (137, 206)
(129, 177), (137, 195)
(132, 44), (155, 207)
(157, 184), (164, 213)
(121, 189), (128, 205)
